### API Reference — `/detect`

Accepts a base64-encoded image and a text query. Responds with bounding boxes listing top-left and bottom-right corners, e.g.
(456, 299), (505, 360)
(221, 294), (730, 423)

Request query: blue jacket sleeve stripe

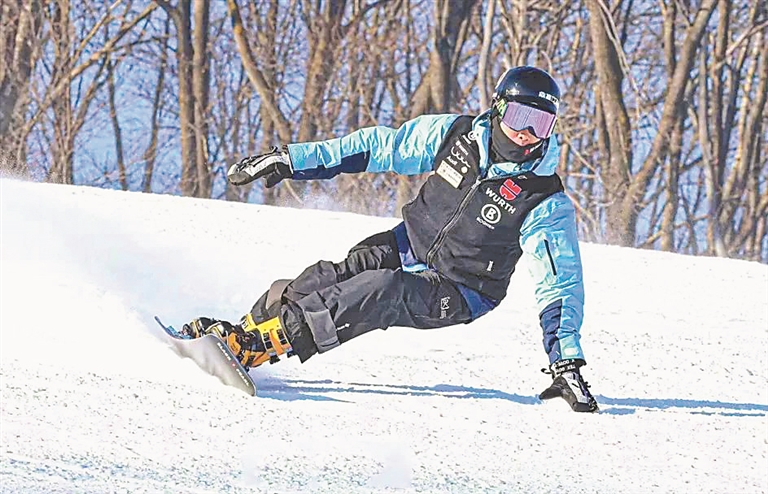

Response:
(291, 151), (370, 180)
(520, 192), (586, 364)
(286, 114), (460, 179)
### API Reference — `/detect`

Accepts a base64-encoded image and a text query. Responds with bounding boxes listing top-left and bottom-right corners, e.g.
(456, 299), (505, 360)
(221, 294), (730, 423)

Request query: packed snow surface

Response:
(1, 178), (766, 494)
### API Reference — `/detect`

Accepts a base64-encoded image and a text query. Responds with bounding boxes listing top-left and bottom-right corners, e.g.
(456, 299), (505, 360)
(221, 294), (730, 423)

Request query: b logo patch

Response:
(481, 204), (502, 224)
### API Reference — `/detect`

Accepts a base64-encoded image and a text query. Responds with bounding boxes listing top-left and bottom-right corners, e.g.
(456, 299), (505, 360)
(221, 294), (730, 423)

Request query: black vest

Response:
(401, 116), (563, 301)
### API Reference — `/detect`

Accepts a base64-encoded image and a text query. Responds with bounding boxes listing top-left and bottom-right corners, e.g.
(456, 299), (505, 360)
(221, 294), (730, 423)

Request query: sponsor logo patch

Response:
(435, 133), (477, 188)
(480, 204), (502, 224)
(484, 188), (516, 215)
(440, 297), (450, 319)
(538, 91), (560, 109)
(500, 179), (522, 201)
(436, 162), (463, 188)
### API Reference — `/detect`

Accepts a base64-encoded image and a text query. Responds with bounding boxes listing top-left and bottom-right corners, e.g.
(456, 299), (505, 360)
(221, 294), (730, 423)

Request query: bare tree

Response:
(40, 1), (157, 184)
(4, 0), (764, 261)
(695, 0), (768, 258)
(142, 13), (172, 193)
(409, 0), (478, 117)
(0, 1), (43, 175)
(394, 0), (478, 211)
(2, 0), (156, 184)
(585, 0), (633, 245)
(154, 0), (212, 197)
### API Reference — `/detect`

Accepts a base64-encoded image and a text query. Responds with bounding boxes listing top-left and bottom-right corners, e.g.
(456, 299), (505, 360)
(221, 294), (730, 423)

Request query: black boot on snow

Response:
(539, 359), (599, 413)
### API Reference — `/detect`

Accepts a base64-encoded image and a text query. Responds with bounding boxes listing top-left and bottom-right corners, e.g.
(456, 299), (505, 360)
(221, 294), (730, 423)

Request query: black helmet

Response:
(492, 66), (561, 115)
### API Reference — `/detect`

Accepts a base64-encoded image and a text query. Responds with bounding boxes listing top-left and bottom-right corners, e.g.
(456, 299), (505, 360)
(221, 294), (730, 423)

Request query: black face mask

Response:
(490, 116), (546, 164)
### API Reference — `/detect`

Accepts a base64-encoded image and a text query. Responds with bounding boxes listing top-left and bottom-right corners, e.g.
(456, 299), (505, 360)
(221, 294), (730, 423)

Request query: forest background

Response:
(1, 0), (766, 261)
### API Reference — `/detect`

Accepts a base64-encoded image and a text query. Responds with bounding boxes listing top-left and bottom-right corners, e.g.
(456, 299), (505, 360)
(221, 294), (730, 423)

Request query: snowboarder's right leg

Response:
(184, 266), (471, 371)
(182, 230), (400, 369)
(282, 229), (401, 303)
(241, 229), (403, 356)
(274, 267), (474, 362)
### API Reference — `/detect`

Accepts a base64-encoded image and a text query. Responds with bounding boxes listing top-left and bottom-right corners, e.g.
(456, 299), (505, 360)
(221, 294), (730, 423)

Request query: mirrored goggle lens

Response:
(500, 100), (557, 138)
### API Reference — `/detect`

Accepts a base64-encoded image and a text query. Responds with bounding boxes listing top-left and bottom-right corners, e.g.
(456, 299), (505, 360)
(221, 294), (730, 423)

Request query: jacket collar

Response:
(472, 110), (560, 178)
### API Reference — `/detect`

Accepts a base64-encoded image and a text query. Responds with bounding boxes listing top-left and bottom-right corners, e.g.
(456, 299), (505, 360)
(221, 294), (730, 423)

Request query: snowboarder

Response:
(184, 66), (598, 412)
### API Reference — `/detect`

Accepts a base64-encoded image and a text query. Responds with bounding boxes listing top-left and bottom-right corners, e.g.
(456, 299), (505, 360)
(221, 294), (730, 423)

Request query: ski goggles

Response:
(495, 99), (557, 139)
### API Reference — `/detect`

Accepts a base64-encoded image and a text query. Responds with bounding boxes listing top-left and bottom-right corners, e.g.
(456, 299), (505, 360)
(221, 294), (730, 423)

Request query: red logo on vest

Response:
(500, 179), (522, 201)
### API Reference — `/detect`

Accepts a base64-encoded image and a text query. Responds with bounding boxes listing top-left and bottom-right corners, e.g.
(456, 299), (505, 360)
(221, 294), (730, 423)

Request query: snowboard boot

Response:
(231, 313), (295, 369)
(182, 315), (295, 370)
(539, 358), (599, 413)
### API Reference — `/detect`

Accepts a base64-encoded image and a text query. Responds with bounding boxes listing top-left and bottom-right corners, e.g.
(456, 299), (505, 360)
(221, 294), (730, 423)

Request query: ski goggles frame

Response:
(494, 99), (557, 139)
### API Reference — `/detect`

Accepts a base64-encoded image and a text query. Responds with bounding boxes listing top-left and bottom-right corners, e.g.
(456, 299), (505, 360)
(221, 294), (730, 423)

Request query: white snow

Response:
(1, 178), (766, 494)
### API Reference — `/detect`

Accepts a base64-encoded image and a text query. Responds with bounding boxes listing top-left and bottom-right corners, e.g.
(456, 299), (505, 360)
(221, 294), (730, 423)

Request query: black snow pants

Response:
(250, 229), (473, 362)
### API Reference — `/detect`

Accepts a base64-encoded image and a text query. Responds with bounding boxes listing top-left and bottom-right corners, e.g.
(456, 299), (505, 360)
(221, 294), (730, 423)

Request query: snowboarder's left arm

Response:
(520, 193), (586, 363)
(285, 114), (461, 180)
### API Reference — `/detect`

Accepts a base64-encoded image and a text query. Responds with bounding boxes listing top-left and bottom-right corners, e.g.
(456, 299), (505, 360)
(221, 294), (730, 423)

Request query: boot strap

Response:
(242, 313), (294, 364)
(541, 358), (586, 377)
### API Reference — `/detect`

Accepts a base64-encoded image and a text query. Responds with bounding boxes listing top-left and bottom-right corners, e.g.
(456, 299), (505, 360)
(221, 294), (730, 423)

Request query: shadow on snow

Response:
(254, 378), (767, 416)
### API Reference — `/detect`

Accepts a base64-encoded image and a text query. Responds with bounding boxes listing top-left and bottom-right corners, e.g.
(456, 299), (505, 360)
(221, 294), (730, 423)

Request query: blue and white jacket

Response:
(285, 112), (585, 363)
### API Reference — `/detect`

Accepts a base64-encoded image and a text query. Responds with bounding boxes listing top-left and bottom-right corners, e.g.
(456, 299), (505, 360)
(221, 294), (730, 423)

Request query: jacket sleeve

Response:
(285, 114), (460, 180)
(519, 192), (586, 364)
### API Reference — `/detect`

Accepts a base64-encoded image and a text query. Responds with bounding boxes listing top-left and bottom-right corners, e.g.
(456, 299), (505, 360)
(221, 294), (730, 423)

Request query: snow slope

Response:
(1, 178), (766, 494)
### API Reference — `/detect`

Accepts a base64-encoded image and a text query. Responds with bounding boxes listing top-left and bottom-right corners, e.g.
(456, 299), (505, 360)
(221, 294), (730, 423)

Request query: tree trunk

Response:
(0, 0), (41, 176)
(397, 0), (477, 213)
(625, 0), (718, 230)
(585, 0), (633, 245)
(107, 57), (128, 191)
(155, 0), (200, 196)
(143, 14), (171, 193)
(660, 0), (680, 252)
(408, 0), (476, 117)
(226, 0), (292, 143)
(48, 0), (75, 185)
(192, 0), (211, 197)
(477, 0), (496, 110)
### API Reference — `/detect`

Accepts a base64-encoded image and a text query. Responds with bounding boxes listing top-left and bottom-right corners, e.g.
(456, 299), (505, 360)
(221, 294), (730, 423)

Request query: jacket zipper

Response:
(544, 239), (557, 276)
(425, 178), (482, 266)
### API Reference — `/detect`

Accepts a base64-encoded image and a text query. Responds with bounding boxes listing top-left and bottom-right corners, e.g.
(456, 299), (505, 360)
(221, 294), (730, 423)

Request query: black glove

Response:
(227, 146), (293, 187)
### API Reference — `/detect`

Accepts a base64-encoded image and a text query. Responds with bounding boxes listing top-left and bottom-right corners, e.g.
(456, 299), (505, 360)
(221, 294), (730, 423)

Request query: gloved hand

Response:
(227, 146), (293, 187)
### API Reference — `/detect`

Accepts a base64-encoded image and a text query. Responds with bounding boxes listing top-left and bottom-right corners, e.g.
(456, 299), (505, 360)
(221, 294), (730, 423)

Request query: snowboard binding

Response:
(182, 314), (295, 370)
(236, 313), (296, 368)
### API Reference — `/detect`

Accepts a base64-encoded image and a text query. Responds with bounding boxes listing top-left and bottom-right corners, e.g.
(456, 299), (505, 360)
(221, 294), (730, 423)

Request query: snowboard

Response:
(154, 316), (256, 396)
